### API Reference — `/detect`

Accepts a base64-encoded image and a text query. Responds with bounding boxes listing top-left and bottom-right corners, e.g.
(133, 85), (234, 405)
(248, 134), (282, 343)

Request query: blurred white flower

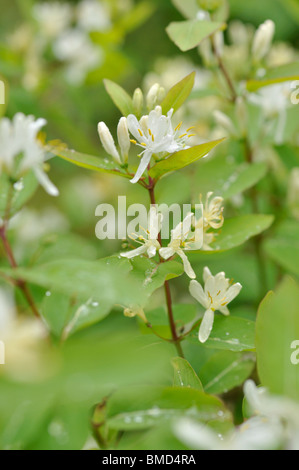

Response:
(159, 213), (197, 279)
(201, 192), (224, 230)
(33, 2), (73, 39)
(248, 83), (291, 145)
(127, 106), (192, 183)
(53, 29), (103, 85)
(0, 113), (58, 196)
(121, 208), (162, 259)
(189, 267), (242, 342)
(77, 0), (111, 32)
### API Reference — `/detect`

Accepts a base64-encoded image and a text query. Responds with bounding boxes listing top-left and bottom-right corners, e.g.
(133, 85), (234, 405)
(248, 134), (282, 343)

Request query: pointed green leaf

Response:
(264, 236), (299, 277)
(172, 357), (204, 390)
(166, 20), (226, 52)
(161, 72), (195, 114)
(149, 138), (225, 180)
(199, 351), (255, 395)
(104, 79), (134, 116)
(256, 277), (299, 401)
(171, 0), (199, 19)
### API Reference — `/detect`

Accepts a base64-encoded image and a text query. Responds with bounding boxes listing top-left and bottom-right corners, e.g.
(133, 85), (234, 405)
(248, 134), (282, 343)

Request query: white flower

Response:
(127, 106), (192, 183)
(77, 0), (111, 32)
(33, 2), (73, 39)
(201, 192), (224, 229)
(248, 83), (291, 145)
(159, 213), (196, 279)
(121, 208), (162, 259)
(53, 29), (103, 85)
(98, 117), (130, 165)
(0, 113), (58, 196)
(189, 267), (242, 342)
(252, 19), (275, 62)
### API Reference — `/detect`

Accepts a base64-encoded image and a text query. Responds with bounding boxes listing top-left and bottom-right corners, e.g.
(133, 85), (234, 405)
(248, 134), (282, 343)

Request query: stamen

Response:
(175, 122), (183, 131)
(138, 129), (143, 136)
(186, 126), (195, 132)
(179, 133), (187, 139)
(188, 134), (196, 138)
(141, 143), (147, 147)
(130, 139), (137, 144)
(151, 134), (155, 142)
(148, 128), (152, 136)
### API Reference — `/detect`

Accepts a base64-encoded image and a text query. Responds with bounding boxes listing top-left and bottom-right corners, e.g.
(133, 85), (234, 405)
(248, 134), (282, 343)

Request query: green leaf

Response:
(140, 304), (197, 339)
(199, 351), (255, 395)
(171, 0), (199, 19)
(106, 385), (231, 431)
(46, 142), (130, 179)
(264, 237), (299, 277)
(166, 20), (226, 52)
(195, 154), (268, 200)
(149, 138), (225, 181)
(172, 357), (204, 390)
(0, 171), (39, 218)
(161, 72), (195, 114)
(256, 277), (299, 401)
(246, 64), (299, 92)
(211, 214), (274, 252)
(188, 316), (256, 352)
(246, 77), (298, 92)
(103, 79), (134, 116)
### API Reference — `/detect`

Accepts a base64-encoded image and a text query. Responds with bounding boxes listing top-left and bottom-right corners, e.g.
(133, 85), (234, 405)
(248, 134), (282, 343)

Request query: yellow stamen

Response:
(179, 133), (187, 139)
(186, 126), (195, 132)
(175, 122), (183, 131)
(141, 143), (147, 147)
(130, 139), (137, 144)
(188, 134), (196, 138)
(138, 128), (143, 136)
(148, 128), (152, 136)
(152, 134), (155, 142)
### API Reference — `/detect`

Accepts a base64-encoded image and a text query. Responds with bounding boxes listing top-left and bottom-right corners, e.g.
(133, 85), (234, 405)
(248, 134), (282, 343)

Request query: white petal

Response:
(219, 305), (230, 316)
(199, 309), (215, 343)
(34, 167), (59, 197)
(130, 150), (152, 184)
(177, 250), (196, 279)
(189, 280), (209, 309)
(159, 246), (175, 260)
(203, 266), (212, 283)
(120, 245), (146, 259)
(225, 282), (242, 304)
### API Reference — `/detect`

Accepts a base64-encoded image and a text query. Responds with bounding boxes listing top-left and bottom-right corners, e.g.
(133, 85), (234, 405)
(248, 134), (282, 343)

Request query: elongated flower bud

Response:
(146, 83), (160, 111)
(252, 19), (275, 62)
(117, 117), (130, 164)
(98, 121), (121, 165)
(132, 88), (144, 117)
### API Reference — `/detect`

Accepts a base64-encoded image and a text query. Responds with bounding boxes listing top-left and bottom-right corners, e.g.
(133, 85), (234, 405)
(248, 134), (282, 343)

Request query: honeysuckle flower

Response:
(252, 19), (275, 62)
(123, 306), (147, 323)
(121, 208), (162, 259)
(33, 2), (73, 39)
(127, 106), (193, 183)
(77, 0), (111, 32)
(98, 118), (130, 165)
(53, 29), (102, 85)
(189, 267), (242, 343)
(0, 113), (59, 196)
(159, 213), (196, 279)
(248, 83), (291, 145)
(201, 192), (224, 229)
(133, 88), (144, 116)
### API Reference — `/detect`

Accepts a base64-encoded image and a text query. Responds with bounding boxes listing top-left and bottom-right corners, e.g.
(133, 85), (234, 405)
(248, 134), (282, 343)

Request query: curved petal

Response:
(159, 246), (175, 260)
(177, 250), (196, 279)
(199, 309), (215, 343)
(130, 150), (152, 184)
(203, 266), (212, 283)
(225, 282), (242, 304)
(34, 167), (59, 197)
(189, 280), (209, 309)
(120, 245), (146, 259)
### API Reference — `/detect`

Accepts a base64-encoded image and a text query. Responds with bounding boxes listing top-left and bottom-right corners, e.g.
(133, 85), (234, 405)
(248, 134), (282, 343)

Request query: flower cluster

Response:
(0, 113), (58, 196)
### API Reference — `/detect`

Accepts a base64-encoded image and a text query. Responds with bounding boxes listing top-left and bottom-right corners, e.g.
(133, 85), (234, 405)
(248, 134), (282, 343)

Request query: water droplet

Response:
(14, 180), (24, 191)
(46, 291), (52, 297)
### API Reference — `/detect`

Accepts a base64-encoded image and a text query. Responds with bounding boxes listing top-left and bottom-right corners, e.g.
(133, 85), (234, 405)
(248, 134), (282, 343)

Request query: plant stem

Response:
(147, 177), (185, 358)
(0, 225), (40, 318)
(211, 40), (238, 103)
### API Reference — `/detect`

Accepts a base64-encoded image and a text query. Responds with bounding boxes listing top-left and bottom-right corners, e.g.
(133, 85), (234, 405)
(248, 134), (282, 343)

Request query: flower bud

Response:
(132, 88), (144, 117)
(97, 121), (121, 165)
(146, 83), (160, 111)
(213, 31), (224, 58)
(252, 20), (275, 63)
(117, 117), (130, 164)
